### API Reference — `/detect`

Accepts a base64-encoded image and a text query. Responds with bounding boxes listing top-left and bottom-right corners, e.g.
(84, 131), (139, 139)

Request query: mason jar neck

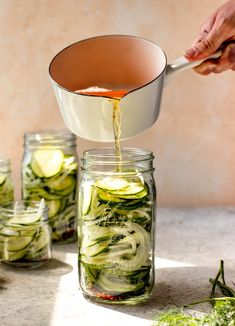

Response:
(0, 158), (11, 173)
(24, 129), (76, 149)
(81, 147), (155, 175)
(0, 201), (49, 222)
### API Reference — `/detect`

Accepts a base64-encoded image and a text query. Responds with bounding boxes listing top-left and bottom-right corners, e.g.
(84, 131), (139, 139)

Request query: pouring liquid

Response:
(76, 87), (127, 164)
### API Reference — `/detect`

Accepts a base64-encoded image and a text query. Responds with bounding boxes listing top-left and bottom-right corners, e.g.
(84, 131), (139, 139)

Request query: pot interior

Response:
(49, 35), (167, 92)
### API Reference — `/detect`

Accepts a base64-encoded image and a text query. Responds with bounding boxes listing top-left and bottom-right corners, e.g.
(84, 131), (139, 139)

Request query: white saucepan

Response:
(49, 35), (221, 142)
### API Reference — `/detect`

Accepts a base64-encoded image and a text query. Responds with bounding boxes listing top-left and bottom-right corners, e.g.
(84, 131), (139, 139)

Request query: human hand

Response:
(184, 0), (235, 75)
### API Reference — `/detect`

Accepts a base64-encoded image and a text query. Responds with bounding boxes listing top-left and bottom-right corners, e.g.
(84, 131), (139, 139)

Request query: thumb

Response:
(185, 26), (224, 59)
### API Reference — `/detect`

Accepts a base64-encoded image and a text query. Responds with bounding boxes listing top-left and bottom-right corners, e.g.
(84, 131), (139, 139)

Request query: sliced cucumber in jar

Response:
(0, 173), (6, 186)
(45, 175), (75, 192)
(95, 177), (129, 191)
(0, 173), (14, 205)
(22, 151), (78, 243)
(79, 175), (154, 299)
(46, 199), (61, 218)
(31, 149), (64, 178)
(3, 236), (32, 252)
(0, 223), (51, 263)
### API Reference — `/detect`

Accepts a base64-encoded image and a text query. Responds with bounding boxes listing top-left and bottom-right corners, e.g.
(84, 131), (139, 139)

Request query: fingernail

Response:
(184, 48), (197, 57)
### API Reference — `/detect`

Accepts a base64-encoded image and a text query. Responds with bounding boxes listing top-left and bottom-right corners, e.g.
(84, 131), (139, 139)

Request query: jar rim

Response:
(0, 200), (49, 221)
(82, 147), (154, 163)
(24, 129), (76, 146)
(0, 158), (11, 167)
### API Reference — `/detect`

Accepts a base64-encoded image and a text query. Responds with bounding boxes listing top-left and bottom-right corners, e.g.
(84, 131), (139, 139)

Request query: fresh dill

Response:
(152, 260), (235, 325)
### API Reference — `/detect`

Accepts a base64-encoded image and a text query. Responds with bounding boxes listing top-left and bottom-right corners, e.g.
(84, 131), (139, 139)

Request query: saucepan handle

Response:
(165, 50), (222, 84)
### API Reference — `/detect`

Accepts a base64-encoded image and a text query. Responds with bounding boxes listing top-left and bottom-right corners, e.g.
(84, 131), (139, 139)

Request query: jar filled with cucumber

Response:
(0, 158), (14, 205)
(78, 148), (156, 304)
(21, 130), (78, 243)
(0, 200), (51, 267)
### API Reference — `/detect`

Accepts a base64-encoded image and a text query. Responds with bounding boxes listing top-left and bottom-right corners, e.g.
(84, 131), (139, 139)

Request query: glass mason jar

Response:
(21, 130), (78, 243)
(78, 148), (156, 304)
(0, 158), (14, 205)
(0, 200), (51, 267)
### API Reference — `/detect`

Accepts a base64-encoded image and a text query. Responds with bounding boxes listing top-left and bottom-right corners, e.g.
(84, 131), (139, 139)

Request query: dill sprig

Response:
(152, 260), (235, 325)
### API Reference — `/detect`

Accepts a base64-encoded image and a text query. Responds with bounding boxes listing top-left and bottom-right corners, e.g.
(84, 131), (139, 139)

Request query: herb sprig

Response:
(152, 260), (235, 325)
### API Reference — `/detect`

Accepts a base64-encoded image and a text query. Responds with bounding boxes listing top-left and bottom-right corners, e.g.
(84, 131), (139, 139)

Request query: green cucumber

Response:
(0, 174), (14, 205)
(46, 199), (61, 218)
(22, 151), (78, 243)
(3, 249), (27, 261)
(58, 197), (68, 214)
(45, 175), (75, 192)
(79, 174), (154, 298)
(52, 177), (76, 196)
(27, 228), (50, 254)
(31, 188), (61, 200)
(108, 182), (145, 196)
(97, 189), (126, 203)
(0, 173), (6, 186)
(31, 149), (64, 178)
(8, 214), (41, 225)
(3, 236), (32, 252)
(81, 183), (93, 215)
(95, 177), (129, 191)
(115, 187), (148, 199)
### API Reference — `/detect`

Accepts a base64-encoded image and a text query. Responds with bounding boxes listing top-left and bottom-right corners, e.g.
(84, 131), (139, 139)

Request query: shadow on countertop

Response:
(0, 275), (10, 291)
(90, 264), (235, 322)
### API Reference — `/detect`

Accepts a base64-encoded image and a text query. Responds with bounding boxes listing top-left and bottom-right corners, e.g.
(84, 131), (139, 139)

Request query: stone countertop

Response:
(1, 207), (235, 326)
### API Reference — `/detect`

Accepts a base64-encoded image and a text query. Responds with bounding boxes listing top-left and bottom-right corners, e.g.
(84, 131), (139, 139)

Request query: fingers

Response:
(193, 42), (235, 75)
(185, 23), (226, 60)
(193, 14), (216, 45)
(184, 1), (235, 60)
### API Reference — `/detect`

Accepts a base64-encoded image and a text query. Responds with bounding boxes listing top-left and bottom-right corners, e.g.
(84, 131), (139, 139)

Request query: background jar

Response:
(21, 129), (78, 243)
(0, 158), (14, 205)
(78, 147), (156, 304)
(0, 200), (51, 267)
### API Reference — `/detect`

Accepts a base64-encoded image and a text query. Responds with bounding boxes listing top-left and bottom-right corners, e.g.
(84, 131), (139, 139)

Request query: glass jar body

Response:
(0, 159), (14, 205)
(0, 201), (51, 267)
(78, 148), (156, 304)
(21, 130), (78, 243)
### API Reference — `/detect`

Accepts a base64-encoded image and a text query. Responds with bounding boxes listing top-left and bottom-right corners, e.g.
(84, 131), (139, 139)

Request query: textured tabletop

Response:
(1, 207), (235, 326)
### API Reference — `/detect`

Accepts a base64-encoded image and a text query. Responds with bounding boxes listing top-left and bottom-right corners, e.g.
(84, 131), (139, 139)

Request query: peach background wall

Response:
(0, 0), (234, 207)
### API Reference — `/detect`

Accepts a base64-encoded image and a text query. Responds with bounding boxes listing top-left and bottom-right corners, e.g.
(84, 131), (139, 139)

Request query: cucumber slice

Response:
(57, 197), (68, 214)
(8, 214), (41, 225)
(0, 173), (6, 186)
(4, 236), (32, 251)
(31, 149), (64, 178)
(27, 228), (50, 254)
(108, 182), (145, 196)
(25, 245), (50, 260)
(97, 189), (126, 203)
(30, 188), (61, 200)
(46, 199), (61, 218)
(81, 183), (93, 215)
(63, 156), (78, 172)
(46, 175), (75, 191)
(52, 177), (76, 196)
(95, 177), (129, 191)
(115, 186), (148, 199)
(3, 249), (27, 261)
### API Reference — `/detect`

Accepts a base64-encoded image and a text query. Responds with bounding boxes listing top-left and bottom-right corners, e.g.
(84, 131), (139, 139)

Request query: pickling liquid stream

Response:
(76, 88), (127, 165)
